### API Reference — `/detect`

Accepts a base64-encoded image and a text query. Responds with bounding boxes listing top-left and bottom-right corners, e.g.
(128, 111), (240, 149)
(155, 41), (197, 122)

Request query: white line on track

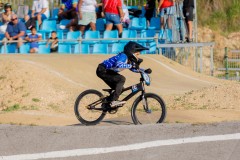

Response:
(20, 60), (88, 88)
(144, 56), (214, 84)
(1, 133), (240, 160)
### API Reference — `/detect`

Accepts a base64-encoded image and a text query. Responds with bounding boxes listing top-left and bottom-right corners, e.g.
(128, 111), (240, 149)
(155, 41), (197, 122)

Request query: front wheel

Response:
(131, 93), (166, 125)
(74, 89), (106, 125)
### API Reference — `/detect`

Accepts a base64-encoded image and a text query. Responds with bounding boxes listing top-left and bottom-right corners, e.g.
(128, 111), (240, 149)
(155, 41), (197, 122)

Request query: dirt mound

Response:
(165, 82), (240, 110)
(0, 59), (80, 112)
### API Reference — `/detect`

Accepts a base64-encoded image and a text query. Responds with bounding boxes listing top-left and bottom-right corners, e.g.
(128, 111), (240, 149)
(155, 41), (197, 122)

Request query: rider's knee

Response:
(120, 76), (126, 83)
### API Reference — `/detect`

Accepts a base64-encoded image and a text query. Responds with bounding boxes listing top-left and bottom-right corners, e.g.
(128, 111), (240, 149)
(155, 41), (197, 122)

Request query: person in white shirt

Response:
(31, 0), (50, 27)
(78, 0), (97, 34)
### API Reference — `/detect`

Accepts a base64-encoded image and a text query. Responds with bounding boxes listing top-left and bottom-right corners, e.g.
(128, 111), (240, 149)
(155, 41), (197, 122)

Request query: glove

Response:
(145, 68), (152, 74)
(131, 62), (139, 70)
(137, 58), (143, 65)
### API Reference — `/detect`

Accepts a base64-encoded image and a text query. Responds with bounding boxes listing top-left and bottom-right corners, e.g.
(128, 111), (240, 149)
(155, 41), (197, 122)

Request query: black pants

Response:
(96, 64), (126, 101)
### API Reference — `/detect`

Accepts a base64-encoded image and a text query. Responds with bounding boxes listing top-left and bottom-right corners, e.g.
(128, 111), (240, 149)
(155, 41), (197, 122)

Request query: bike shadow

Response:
(70, 120), (133, 126)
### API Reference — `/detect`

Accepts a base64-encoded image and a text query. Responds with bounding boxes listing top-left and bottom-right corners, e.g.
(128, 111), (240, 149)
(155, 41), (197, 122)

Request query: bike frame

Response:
(87, 77), (146, 110)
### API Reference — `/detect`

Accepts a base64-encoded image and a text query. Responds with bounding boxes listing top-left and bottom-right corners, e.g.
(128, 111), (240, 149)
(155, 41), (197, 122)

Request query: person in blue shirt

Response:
(25, 27), (42, 53)
(5, 14), (26, 48)
(58, 0), (78, 30)
(96, 41), (151, 107)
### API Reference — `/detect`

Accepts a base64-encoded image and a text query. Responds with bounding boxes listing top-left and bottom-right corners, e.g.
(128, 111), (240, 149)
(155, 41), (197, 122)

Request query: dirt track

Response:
(0, 54), (239, 126)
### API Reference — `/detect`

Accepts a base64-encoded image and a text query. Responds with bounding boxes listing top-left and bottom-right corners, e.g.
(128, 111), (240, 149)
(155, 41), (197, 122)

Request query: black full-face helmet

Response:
(124, 41), (149, 63)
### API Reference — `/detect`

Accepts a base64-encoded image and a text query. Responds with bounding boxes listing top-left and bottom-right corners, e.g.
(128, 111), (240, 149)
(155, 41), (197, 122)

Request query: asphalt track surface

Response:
(0, 122), (240, 160)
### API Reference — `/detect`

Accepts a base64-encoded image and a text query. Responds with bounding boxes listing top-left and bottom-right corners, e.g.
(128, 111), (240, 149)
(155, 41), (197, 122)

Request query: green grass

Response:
(198, 0), (240, 33)
(32, 98), (40, 102)
(22, 93), (30, 97)
(3, 104), (20, 112)
(0, 75), (6, 80)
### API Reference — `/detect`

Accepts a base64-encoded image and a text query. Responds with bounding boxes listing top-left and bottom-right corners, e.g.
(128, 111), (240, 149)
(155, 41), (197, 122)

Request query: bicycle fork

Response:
(141, 95), (151, 113)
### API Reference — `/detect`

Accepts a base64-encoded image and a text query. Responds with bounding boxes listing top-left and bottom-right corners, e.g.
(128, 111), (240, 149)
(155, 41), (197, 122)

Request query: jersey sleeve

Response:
(115, 54), (132, 69)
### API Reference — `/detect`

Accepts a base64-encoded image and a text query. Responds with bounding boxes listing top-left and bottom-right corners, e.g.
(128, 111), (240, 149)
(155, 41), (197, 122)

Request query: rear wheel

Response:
(131, 93), (166, 125)
(74, 89), (106, 125)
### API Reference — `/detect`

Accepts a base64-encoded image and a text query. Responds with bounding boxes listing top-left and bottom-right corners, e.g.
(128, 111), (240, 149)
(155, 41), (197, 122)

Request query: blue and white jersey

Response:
(102, 53), (139, 72)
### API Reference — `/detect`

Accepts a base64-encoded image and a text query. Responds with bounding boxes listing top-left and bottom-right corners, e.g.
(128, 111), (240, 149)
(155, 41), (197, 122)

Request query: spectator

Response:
(25, 27), (42, 53)
(145, 0), (156, 26)
(183, 0), (194, 42)
(0, 3), (4, 14)
(121, 0), (130, 28)
(24, 15), (36, 30)
(78, 0), (97, 34)
(46, 31), (58, 52)
(157, 0), (174, 29)
(58, 0), (78, 31)
(31, 0), (50, 27)
(102, 0), (124, 37)
(0, 3), (14, 34)
(4, 14), (27, 48)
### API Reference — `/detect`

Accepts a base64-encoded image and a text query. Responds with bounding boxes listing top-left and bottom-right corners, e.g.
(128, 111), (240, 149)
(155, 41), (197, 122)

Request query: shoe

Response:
(110, 101), (126, 107)
(59, 25), (66, 29)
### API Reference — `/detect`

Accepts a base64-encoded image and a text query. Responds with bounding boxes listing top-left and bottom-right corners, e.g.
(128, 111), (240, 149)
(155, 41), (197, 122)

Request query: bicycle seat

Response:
(102, 89), (113, 92)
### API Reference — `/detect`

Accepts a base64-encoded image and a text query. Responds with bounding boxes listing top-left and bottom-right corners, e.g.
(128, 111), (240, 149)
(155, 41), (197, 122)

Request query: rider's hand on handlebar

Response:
(145, 68), (152, 74)
(131, 62), (139, 70)
(137, 58), (143, 65)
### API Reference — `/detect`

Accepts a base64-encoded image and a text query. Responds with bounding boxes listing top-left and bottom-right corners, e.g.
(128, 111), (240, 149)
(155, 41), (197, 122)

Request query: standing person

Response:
(121, 0), (130, 28)
(183, 0), (194, 42)
(4, 14), (27, 48)
(0, 3), (14, 34)
(31, 0), (50, 27)
(157, 0), (174, 42)
(78, 0), (97, 34)
(46, 31), (58, 53)
(102, 0), (124, 37)
(145, 0), (156, 26)
(157, 0), (174, 29)
(25, 27), (42, 53)
(58, 0), (78, 30)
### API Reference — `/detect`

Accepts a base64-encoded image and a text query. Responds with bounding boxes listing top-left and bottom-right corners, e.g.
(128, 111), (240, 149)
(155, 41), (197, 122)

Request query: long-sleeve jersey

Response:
(102, 53), (140, 72)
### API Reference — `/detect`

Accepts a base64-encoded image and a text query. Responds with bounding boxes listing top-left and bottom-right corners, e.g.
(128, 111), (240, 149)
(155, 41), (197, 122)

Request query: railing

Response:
(155, 41), (215, 76)
(217, 48), (240, 81)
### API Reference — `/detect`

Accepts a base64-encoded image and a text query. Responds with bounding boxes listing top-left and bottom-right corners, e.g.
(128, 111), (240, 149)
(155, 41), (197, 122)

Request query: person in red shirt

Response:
(102, 0), (124, 37)
(157, 0), (174, 30)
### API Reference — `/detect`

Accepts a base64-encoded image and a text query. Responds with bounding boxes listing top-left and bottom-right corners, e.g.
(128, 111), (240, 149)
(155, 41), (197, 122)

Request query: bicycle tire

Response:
(74, 89), (106, 125)
(131, 93), (166, 125)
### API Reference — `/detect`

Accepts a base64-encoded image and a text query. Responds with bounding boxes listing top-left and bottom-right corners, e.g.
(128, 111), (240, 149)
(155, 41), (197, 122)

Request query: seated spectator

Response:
(24, 15), (36, 30)
(0, 3), (14, 34)
(4, 14), (27, 48)
(145, 0), (156, 26)
(31, 0), (50, 27)
(25, 27), (42, 53)
(46, 31), (58, 52)
(58, 0), (78, 31)
(78, 0), (97, 34)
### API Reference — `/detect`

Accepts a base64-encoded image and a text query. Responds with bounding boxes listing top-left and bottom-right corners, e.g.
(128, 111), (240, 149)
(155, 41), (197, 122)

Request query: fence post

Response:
(210, 45), (214, 76)
(236, 72), (239, 82)
(224, 47), (229, 80)
(154, 34), (159, 54)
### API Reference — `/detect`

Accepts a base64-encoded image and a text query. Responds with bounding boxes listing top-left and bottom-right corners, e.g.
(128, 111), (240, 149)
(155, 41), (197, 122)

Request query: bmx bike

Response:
(74, 69), (166, 125)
